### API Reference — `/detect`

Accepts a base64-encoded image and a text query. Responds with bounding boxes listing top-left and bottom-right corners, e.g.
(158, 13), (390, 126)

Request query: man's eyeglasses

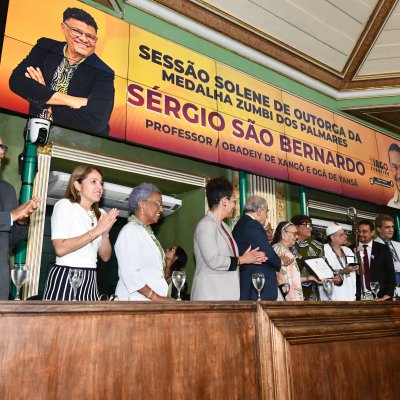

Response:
(144, 200), (163, 209)
(63, 22), (98, 44)
(299, 223), (313, 229)
(0, 144), (8, 154)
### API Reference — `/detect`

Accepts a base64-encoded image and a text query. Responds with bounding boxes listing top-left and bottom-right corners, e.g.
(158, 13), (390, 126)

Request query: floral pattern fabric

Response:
(273, 243), (304, 301)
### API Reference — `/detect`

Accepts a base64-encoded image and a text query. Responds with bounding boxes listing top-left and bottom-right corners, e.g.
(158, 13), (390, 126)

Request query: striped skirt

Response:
(43, 265), (100, 301)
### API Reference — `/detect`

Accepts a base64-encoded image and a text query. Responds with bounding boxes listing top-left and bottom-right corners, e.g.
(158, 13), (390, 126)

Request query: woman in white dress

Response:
(320, 223), (358, 301)
(115, 183), (170, 301)
(43, 165), (118, 300)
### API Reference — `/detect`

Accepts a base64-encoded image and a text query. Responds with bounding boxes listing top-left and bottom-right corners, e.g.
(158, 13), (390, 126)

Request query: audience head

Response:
(326, 222), (346, 246)
(0, 136), (8, 167)
(205, 176), (236, 218)
(265, 222), (274, 243)
(375, 214), (395, 241)
(357, 219), (375, 244)
(291, 214), (313, 241)
(272, 221), (298, 248)
(65, 165), (103, 218)
(244, 195), (268, 226)
(129, 182), (162, 225)
(165, 245), (188, 273)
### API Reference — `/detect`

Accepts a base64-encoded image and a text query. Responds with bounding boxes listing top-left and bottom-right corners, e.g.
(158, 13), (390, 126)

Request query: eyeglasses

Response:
(285, 230), (298, 236)
(0, 144), (8, 154)
(299, 223), (313, 229)
(63, 22), (97, 44)
(144, 200), (163, 209)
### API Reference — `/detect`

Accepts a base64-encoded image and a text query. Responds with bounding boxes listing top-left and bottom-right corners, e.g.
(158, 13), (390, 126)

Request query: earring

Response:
(141, 208), (144, 215)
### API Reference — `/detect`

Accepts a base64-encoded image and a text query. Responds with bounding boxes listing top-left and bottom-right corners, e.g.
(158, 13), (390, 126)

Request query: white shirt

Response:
(115, 221), (167, 301)
(375, 237), (400, 273)
(51, 199), (102, 269)
(319, 244), (356, 301)
(359, 240), (373, 297)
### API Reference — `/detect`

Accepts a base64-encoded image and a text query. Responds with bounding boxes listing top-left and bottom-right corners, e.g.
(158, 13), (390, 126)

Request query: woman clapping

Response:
(43, 165), (118, 301)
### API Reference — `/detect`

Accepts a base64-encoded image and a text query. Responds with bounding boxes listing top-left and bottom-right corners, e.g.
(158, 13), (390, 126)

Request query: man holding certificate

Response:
(319, 223), (358, 301)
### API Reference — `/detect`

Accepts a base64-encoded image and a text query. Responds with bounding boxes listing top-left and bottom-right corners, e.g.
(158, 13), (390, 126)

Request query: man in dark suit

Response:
(0, 137), (41, 299)
(233, 195), (281, 300)
(9, 7), (114, 136)
(357, 219), (396, 300)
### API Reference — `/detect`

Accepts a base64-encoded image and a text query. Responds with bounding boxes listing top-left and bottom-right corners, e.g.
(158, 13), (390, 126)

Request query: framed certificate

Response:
(303, 257), (334, 280)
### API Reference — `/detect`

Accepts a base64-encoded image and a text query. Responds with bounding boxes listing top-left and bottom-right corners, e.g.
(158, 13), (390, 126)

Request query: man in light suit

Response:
(232, 195), (281, 300)
(357, 219), (396, 300)
(375, 214), (400, 285)
(0, 137), (40, 300)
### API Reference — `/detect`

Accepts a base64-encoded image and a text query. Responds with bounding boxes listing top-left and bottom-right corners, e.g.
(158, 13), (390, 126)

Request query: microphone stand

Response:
(347, 207), (366, 300)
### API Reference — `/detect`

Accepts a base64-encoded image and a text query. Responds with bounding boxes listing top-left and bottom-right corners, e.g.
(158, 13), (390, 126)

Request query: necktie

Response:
(384, 240), (400, 263)
(362, 245), (371, 290)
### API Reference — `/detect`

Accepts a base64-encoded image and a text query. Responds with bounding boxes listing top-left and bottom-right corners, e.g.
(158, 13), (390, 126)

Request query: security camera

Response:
(27, 118), (51, 145)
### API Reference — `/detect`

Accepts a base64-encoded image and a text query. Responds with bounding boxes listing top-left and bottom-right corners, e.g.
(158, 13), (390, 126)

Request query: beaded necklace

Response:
(79, 203), (96, 227)
(128, 215), (166, 270)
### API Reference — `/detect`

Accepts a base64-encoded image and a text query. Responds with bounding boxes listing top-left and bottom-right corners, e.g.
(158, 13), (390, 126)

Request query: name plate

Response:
(304, 257), (333, 280)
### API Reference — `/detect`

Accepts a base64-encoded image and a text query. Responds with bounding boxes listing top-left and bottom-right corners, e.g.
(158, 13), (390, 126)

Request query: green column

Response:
(299, 185), (308, 216)
(14, 137), (37, 263)
(395, 213), (400, 242)
(239, 171), (247, 214)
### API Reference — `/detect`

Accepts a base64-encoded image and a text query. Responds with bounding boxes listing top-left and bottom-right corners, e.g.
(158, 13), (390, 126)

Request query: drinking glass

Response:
(279, 283), (291, 300)
(172, 271), (186, 301)
(11, 263), (29, 301)
(370, 281), (380, 301)
(68, 269), (84, 301)
(323, 279), (334, 301)
(252, 273), (265, 301)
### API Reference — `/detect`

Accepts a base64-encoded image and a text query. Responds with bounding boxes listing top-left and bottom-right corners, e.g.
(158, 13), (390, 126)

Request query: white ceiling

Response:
(192, 0), (400, 79)
(359, 0), (400, 76)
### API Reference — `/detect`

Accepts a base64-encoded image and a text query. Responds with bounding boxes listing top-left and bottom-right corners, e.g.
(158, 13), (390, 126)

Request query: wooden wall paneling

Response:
(0, 302), (260, 400)
(259, 302), (400, 400)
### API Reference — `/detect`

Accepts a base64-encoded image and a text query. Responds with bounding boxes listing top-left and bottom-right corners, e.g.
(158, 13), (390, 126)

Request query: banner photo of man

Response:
(1, 0), (128, 137)
(376, 133), (400, 208)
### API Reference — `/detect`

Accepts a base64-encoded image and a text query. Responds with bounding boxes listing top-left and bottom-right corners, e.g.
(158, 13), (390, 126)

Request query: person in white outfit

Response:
(115, 182), (170, 301)
(319, 223), (358, 301)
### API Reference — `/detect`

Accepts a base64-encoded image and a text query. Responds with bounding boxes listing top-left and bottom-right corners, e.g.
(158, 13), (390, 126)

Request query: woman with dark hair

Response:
(43, 165), (118, 300)
(164, 245), (189, 299)
(272, 221), (320, 301)
(191, 176), (266, 300)
(115, 183), (170, 301)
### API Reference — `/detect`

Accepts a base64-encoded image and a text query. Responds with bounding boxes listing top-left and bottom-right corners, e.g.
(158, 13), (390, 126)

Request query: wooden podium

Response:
(0, 301), (399, 399)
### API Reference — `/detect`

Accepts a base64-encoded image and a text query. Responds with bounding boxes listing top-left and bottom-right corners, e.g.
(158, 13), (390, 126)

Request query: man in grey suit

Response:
(0, 137), (40, 300)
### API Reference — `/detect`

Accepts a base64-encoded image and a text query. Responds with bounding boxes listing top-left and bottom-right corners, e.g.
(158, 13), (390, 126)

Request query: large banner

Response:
(1, 0), (399, 208)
